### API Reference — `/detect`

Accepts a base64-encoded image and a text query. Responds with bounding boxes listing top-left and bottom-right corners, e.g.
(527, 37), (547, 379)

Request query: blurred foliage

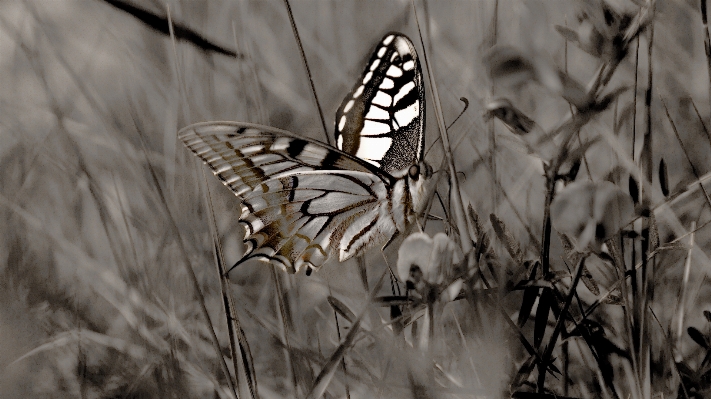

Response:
(1, 0), (711, 398)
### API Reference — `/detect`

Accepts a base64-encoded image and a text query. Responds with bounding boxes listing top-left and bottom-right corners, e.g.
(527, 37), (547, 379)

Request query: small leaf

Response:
(601, 291), (623, 305)
(517, 286), (540, 328)
(704, 310), (711, 323)
(483, 45), (536, 88)
(558, 70), (592, 109)
(485, 98), (537, 135)
(534, 288), (552, 349)
(592, 86), (630, 112)
(327, 296), (356, 324)
(511, 356), (537, 391)
(565, 158), (582, 183)
(659, 158), (669, 197)
(581, 266), (600, 296)
(558, 232), (574, 253)
(490, 214), (523, 264)
(657, 242), (687, 252)
(468, 204), (483, 238)
(105, 0), (241, 57)
(563, 138), (599, 175)
(374, 296), (413, 306)
(555, 25), (580, 42)
(629, 176), (639, 204)
(688, 326), (710, 349)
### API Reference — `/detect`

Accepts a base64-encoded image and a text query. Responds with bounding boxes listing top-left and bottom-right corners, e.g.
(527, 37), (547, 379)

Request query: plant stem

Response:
(537, 256), (587, 392)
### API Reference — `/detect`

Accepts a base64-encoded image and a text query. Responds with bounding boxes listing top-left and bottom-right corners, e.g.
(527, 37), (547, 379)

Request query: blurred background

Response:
(1, 0), (711, 398)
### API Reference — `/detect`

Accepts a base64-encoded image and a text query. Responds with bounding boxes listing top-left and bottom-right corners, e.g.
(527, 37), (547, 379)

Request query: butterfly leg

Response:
(381, 231), (401, 252)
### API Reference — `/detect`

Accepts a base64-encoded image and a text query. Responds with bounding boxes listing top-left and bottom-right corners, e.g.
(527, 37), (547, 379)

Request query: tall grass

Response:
(1, 0), (711, 398)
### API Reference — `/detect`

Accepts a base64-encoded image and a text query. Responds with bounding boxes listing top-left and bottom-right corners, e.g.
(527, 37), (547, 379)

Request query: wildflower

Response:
(397, 232), (464, 302)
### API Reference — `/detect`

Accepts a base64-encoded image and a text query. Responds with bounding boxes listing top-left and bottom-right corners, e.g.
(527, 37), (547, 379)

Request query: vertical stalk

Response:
(489, 0), (499, 211)
(537, 256), (587, 391)
(638, 12), (655, 397)
(701, 0), (711, 116)
(412, 1), (473, 254)
(282, 0), (331, 145)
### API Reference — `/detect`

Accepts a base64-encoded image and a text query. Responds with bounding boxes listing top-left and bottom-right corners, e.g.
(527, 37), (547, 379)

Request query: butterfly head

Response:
(405, 161), (433, 214)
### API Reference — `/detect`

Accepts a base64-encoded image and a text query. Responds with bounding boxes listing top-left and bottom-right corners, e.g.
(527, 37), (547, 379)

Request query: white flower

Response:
(397, 232), (464, 301)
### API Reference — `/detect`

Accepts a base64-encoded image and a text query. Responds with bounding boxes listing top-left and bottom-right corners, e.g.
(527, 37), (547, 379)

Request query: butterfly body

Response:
(179, 33), (427, 274)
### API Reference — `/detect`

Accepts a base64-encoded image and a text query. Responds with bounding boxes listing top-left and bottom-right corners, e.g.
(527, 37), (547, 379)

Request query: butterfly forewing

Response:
(180, 32), (428, 275)
(334, 33), (425, 174)
(179, 121), (395, 273)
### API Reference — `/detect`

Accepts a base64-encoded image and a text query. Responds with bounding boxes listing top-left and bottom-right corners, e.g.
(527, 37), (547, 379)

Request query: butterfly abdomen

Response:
(338, 176), (415, 261)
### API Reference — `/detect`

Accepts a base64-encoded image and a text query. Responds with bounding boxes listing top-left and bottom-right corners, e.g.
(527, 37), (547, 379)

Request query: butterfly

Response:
(179, 33), (428, 274)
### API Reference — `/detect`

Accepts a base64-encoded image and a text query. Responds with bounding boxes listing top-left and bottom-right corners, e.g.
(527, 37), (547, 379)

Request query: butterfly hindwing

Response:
(179, 121), (395, 273)
(334, 33), (425, 174)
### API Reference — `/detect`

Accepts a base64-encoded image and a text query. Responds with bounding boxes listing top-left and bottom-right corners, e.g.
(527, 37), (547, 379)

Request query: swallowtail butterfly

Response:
(179, 33), (428, 274)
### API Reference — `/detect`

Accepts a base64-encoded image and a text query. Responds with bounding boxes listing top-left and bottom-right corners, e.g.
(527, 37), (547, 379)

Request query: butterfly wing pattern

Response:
(179, 33), (428, 274)
(179, 122), (430, 274)
(335, 33), (425, 173)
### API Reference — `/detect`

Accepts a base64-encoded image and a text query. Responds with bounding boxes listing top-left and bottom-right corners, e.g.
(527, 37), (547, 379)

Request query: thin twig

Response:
(282, 0), (331, 145)
(661, 98), (711, 210)
(203, 173), (258, 399)
(674, 222), (695, 362)
(537, 256), (587, 391)
(137, 132), (238, 398)
(701, 0), (711, 116)
(412, 0), (473, 255)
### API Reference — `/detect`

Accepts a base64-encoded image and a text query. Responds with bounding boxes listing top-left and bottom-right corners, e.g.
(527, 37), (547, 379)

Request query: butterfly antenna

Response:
(283, 0), (332, 145)
(424, 97), (469, 158)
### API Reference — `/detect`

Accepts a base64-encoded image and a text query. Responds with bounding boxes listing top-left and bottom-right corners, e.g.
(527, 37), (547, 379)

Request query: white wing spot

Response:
(241, 145), (264, 156)
(338, 115), (347, 131)
(377, 47), (387, 58)
(394, 37), (412, 58)
(362, 71), (373, 84)
(302, 143), (329, 164)
(248, 218), (264, 235)
(353, 85), (364, 98)
(355, 137), (392, 161)
(382, 35), (395, 45)
(343, 99), (354, 114)
(386, 65), (403, 78)
(394, 101), (419, 128)
(380, 78), (394, 90)
(371, 91), (392, 108)
(272, 137), (291, 151)
(403, 60), (415, 71)
(370, 59), (380, 71)
(337, 135), (344, 149)
(361, 120), (391, 136)
(394, 81), (415, 105)
(365, 105), (389, 120)
(308, 193), (368, 214)
(216, 164), (232, 174)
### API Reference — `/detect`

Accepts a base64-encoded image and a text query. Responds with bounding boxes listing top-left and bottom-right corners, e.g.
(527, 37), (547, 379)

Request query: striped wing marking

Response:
(179, 121), (395, 273)
(334, 32), (425, 174)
